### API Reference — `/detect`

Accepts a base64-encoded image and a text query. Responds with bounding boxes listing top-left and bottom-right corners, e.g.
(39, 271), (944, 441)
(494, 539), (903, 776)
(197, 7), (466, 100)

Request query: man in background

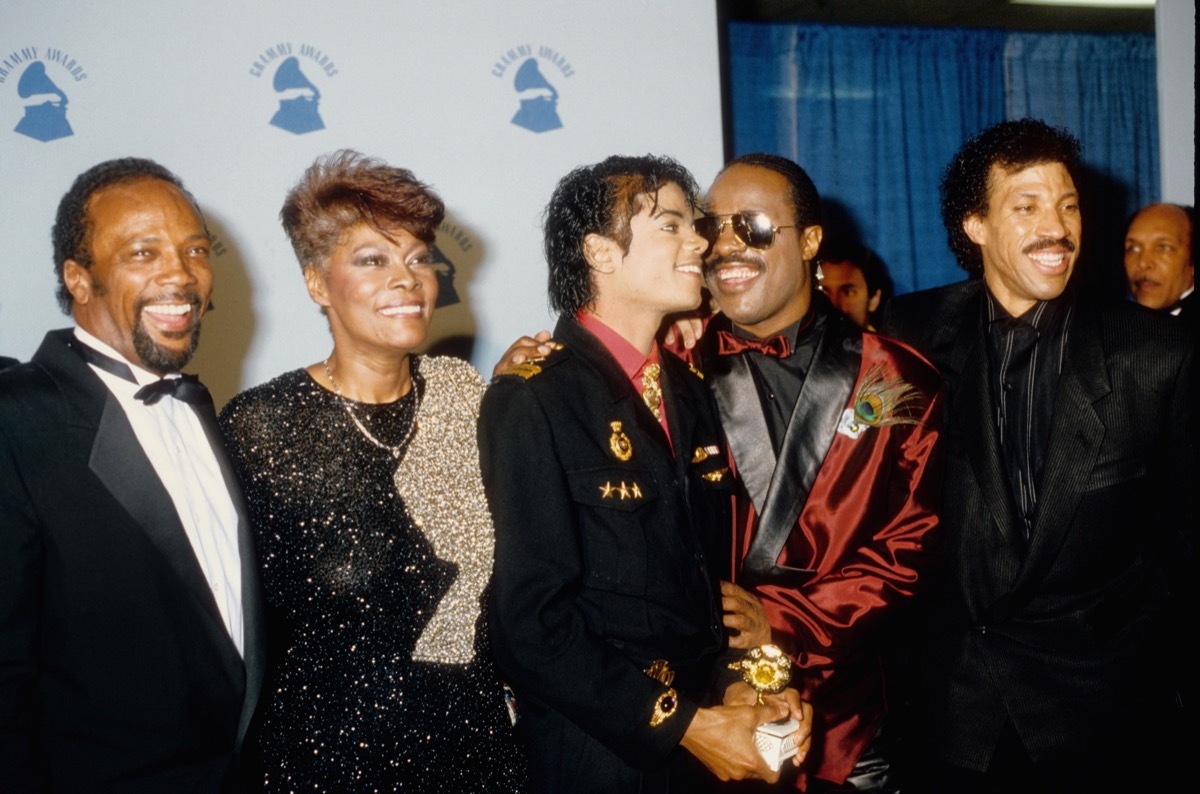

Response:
(1124, 202), (1194, 326)
(882, 118), (1194, 792)
(815, 235), (893, 331)
(0, 158), (265, 791)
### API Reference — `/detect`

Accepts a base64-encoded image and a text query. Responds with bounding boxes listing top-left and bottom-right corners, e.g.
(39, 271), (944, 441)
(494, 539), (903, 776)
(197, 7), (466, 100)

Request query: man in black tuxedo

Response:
(480, 155), (811, 793)
(882, 119), (1195, 791)
(0, 158), (265, 791)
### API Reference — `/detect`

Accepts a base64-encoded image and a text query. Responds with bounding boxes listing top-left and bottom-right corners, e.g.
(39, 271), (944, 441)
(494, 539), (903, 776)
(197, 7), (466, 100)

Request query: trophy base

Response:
(755, 717), (800, 771)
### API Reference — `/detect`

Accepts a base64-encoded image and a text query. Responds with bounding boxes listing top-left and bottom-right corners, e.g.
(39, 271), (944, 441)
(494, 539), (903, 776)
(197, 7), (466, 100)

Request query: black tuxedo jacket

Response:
(480, 316), (733, 793)
(882, 281), (1195, 770)
(0, 329), (266, 792)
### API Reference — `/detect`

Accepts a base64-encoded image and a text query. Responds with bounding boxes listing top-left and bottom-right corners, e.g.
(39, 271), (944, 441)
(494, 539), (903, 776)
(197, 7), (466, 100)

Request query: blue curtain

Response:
(728, 22), (1159, 295)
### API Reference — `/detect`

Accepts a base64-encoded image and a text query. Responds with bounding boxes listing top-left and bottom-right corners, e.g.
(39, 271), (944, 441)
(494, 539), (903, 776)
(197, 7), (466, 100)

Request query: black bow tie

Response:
(134, 374), (212, 406)
(69, 337), (211, 406)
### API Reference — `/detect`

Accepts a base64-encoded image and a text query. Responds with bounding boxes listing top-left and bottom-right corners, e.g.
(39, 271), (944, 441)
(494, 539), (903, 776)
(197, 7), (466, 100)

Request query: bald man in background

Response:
(1124, 202), (1194, 329)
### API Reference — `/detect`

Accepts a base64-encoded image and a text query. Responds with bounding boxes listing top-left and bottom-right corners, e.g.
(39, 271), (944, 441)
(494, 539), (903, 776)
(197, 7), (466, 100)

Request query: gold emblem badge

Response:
(701, 467), (728, 483)
(609, 421), (633, 461)
(645, 660), (678, 728)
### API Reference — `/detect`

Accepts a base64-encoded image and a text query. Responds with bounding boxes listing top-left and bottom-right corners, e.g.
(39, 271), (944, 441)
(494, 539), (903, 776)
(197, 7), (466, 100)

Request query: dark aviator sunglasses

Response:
(693, 212), (799, 251)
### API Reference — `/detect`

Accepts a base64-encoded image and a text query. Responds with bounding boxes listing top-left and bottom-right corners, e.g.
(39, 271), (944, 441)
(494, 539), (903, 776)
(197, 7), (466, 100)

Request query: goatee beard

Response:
(133, 319), (201, 374)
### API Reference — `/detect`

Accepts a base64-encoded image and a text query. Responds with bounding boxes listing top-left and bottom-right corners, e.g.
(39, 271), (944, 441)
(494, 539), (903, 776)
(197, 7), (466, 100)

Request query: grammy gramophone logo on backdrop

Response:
(249, 42), (339, 135)
(0, 46), (87, 142)
(491, 44), (575, 133)
(430, 220), (478, 309)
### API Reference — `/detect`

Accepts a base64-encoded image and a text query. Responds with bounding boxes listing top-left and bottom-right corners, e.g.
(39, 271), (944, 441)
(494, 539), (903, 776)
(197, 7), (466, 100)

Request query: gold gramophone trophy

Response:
(728, 644), (800, 771)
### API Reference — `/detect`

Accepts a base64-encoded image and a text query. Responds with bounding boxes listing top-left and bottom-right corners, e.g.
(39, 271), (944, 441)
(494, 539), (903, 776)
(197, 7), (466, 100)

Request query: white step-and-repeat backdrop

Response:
(1, 0), (724, 405)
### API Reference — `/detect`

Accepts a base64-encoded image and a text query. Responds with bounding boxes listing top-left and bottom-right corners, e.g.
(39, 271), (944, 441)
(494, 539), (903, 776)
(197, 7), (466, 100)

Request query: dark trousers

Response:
(917, 719), (1176, 793)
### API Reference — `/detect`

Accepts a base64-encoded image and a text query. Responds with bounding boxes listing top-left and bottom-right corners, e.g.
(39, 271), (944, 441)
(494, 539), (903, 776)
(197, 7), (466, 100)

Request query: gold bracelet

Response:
(649, 688), (679, 727)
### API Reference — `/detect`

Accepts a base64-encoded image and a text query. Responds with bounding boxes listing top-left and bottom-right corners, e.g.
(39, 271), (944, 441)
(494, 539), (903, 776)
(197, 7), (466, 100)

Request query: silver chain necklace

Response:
(322, 358), (420, 460)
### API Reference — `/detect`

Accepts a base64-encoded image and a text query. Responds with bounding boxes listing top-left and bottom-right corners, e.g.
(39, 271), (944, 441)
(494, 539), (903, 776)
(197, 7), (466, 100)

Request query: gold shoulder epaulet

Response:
(501, 353), (553, 380)
(506, 360), (544, 379)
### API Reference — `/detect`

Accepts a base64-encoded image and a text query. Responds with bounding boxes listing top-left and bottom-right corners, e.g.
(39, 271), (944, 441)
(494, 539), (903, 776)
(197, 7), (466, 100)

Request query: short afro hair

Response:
(722, 153), (822, 229)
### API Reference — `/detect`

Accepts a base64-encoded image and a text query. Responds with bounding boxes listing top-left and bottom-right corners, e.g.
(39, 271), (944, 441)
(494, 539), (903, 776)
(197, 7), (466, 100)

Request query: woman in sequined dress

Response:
(219, 150), (526, 792)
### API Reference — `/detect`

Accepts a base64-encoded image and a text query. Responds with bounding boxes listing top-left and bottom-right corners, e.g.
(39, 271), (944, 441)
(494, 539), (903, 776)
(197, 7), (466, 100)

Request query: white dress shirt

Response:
(74, 327), (244, 656)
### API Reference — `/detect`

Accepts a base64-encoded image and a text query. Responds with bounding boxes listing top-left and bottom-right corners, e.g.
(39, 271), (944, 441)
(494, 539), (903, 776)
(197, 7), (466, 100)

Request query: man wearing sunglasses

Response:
(680, 153), (945, 793)
(498, 154), (945, 792)
(480, 155), (813, 793)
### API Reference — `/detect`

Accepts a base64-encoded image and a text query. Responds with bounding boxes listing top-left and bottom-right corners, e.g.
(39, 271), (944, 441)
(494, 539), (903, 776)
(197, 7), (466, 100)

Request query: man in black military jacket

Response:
(480, 155), (811, 793)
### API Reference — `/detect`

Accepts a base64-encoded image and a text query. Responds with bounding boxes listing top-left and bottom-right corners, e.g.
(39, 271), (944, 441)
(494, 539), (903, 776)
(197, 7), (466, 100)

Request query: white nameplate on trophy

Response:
(755, 717), (800, 772)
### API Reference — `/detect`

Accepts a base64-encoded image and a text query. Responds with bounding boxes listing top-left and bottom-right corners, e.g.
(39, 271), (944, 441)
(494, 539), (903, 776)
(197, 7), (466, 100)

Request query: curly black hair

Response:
(544, 154), (700, 316)
(52, 158), (201, 314)
(941, 118), (1082, 276)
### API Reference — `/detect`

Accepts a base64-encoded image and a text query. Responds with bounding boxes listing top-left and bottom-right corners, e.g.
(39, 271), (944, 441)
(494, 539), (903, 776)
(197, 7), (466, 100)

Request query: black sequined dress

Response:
(219, 358), (526, 792)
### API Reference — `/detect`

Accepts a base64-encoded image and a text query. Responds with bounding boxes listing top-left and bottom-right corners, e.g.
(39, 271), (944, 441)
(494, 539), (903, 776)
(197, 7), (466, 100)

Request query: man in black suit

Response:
(480, 155), (811, 793)
(881, 119), (1195, 791)
(0, 158), (265, 791)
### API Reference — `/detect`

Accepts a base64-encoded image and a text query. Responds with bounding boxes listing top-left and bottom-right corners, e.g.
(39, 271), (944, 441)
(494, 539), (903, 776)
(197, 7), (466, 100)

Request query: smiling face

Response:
(64, 178), (213, 374)
(589, 181), (707, 333)
(965, 161), (1081, 316)
(1124, 203), (1194, 310)
(305, 222), (438, 361)
(702, 164), (822, 338)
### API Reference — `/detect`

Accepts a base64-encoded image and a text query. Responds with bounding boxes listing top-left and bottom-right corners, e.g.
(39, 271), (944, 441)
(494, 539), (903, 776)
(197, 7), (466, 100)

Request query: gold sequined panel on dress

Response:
(395, 356), (494, 665)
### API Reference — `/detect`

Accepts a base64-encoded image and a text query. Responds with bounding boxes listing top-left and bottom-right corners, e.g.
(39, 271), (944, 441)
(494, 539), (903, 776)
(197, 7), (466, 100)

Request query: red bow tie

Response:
(716, 330), (792, 358)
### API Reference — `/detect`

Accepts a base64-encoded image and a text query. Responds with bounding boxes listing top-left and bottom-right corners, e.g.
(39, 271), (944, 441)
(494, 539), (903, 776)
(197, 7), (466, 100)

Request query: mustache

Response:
(703, 251), (769, 275)
(1022, 237), (1076, 255)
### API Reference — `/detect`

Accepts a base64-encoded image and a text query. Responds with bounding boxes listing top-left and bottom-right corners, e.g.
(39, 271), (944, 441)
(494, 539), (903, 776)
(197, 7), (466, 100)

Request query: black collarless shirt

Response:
(983, 289), (1072, 540)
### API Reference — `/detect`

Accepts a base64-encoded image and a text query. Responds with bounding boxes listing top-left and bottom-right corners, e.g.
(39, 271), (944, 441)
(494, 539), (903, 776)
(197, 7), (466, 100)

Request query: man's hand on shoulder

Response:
(662, 315), (705, 351)
(491, 330), (558, 379)
(661, 305), (718, 353)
